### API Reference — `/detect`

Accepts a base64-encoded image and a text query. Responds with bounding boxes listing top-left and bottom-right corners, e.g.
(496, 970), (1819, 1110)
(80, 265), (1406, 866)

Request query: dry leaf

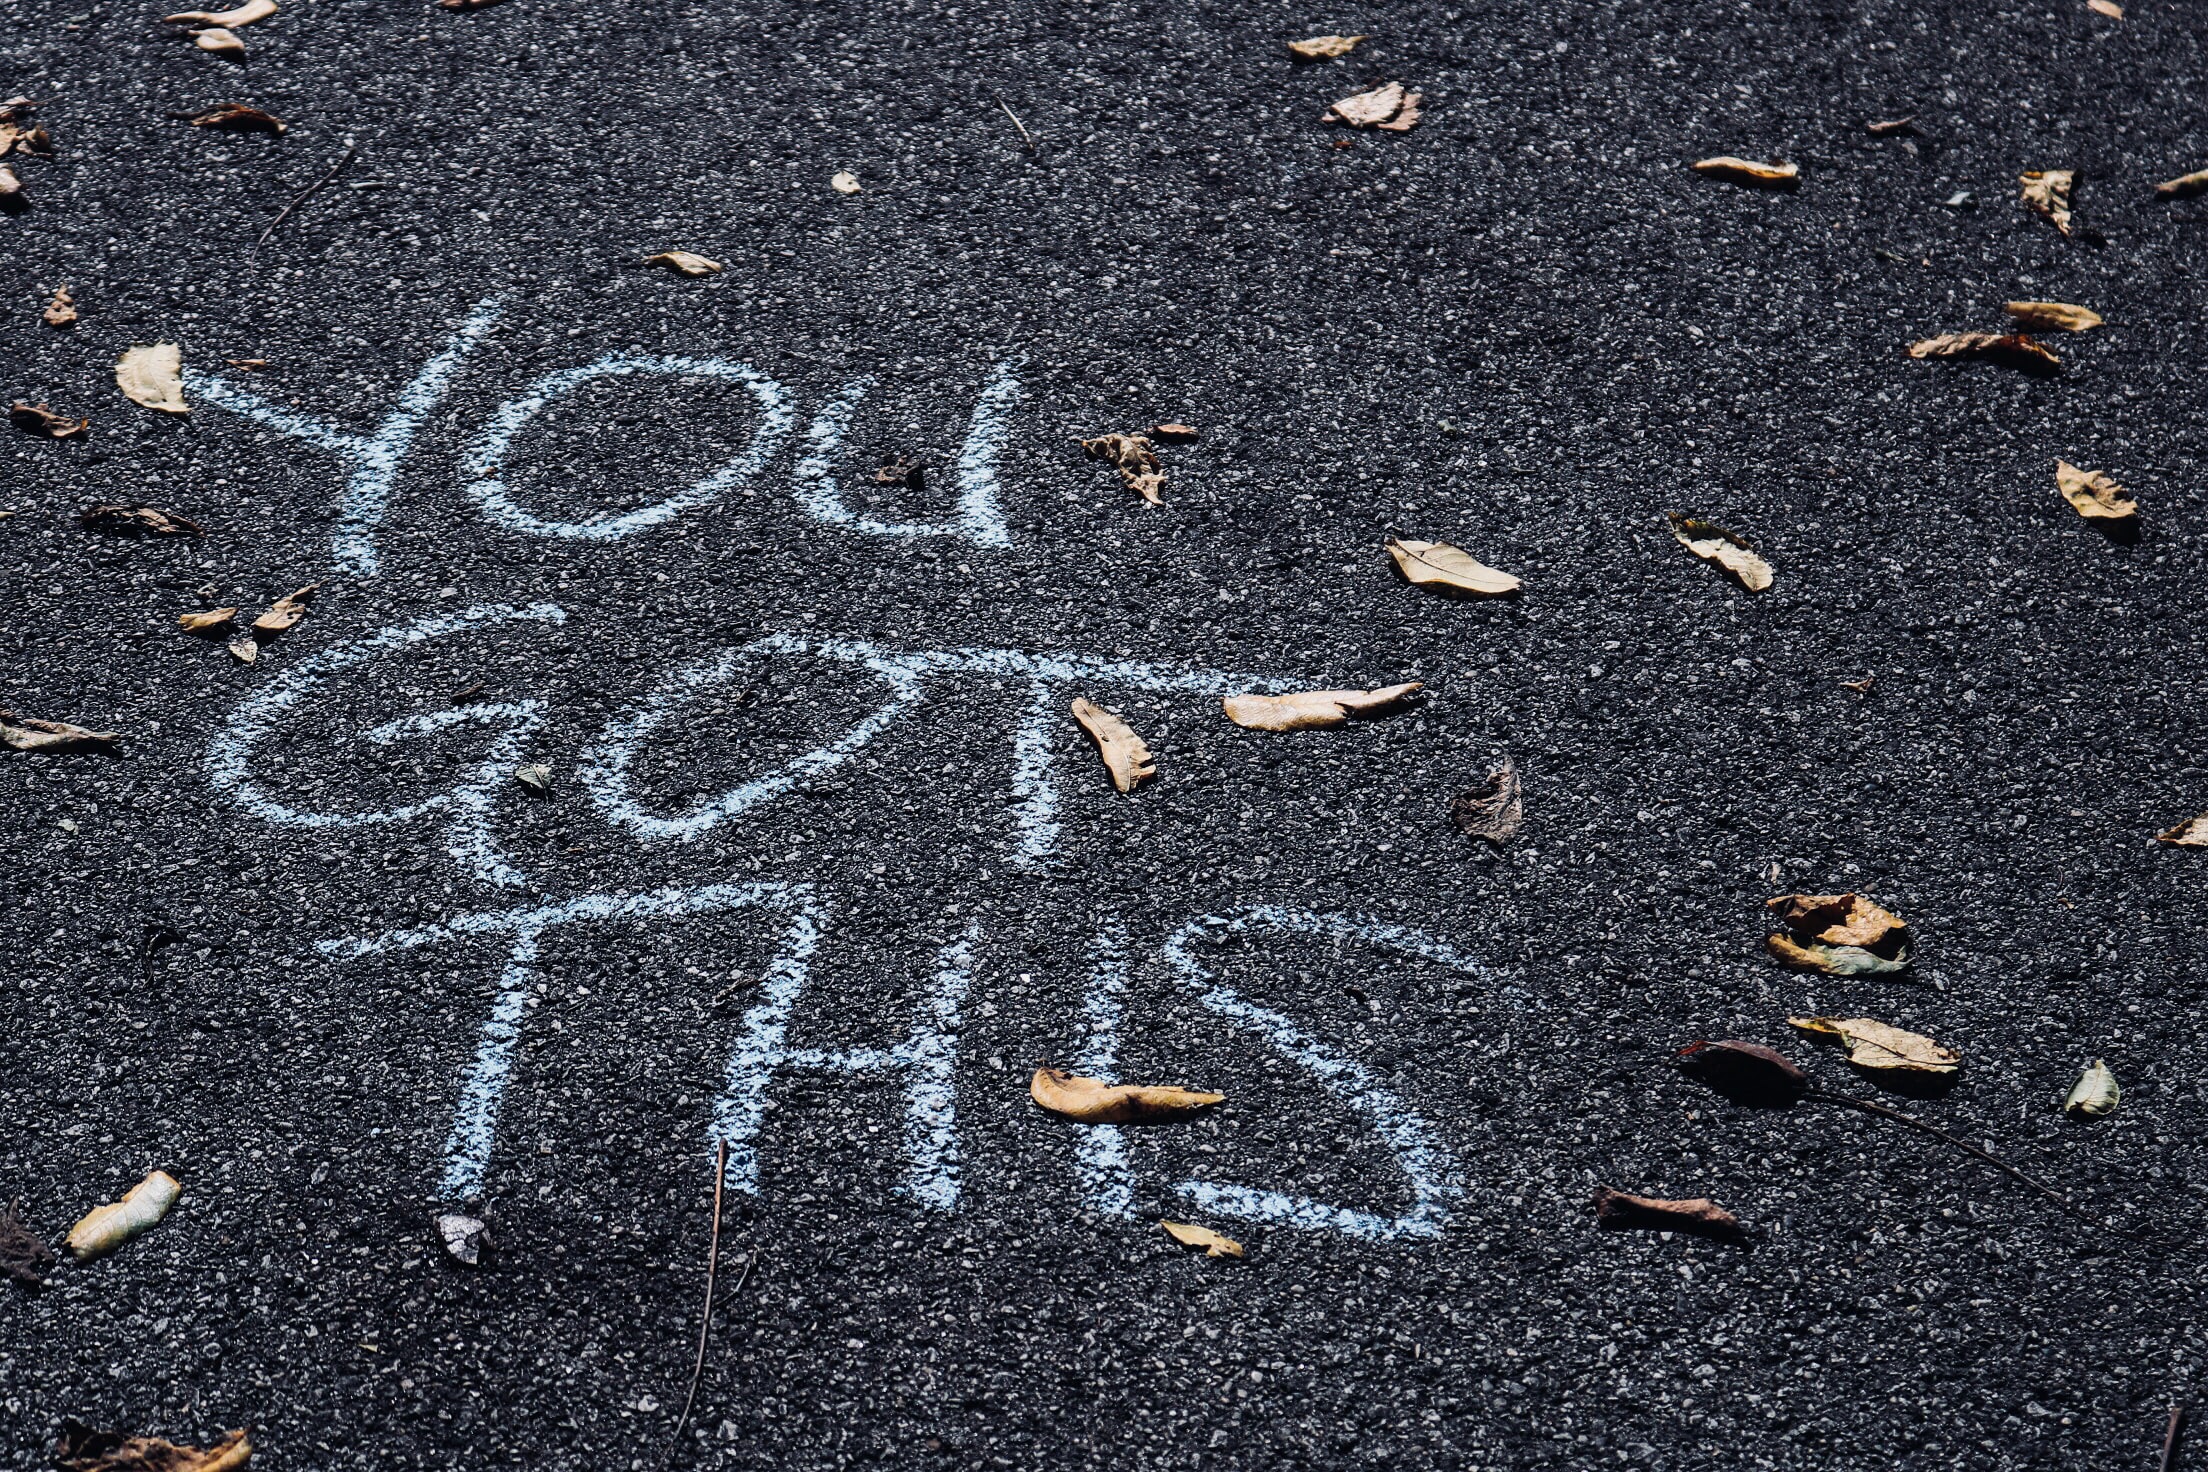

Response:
(1287, 33), (1368, 61)
(2020, 169), (2075, 235)
(1385, 537), (1520, 596)
(177, 606), (237, 634)
(2054, 460), (2136, 522)
(117, 344), (189, 413)
(0, 709), (119, 752)
(2154, 814), (2208, 846)
(514, 762), (553, 793)
(224, 358), (267, 370)
(80, 504), (203, 536)
(830, 171), (861, 194)
(1079, 433), (1165, 504)
(873, 454), (924, 488)
(1764, 892), (1911, 976)
(228, 637), (260, 664)
(437, 0), (507, 10)
(0, 1197), (56, 1288)
(1691, 155), (1799, 189)
(1160, 1221), (1243, 1258)
(1148, 422), (1199, 443)
(2065, 1058), (2120, 1118)
(55, 1423), (251, 1472)
(1451, 756), (1523, 844)
(184, 103), (286, 133)
(1675, 1039), (1810, 1106)
(0, 165), (24, 202)
(2155, 168), (2208, 200)
(1906, 332), (2061, 376)
(1072, 698), (1154, 793)
(644, 250), (721, 277)
(251, 583), (318, 637)
(1666, 513), (1773, 592)
(2005, 300), (2102, 332)
(1866, 116), (1918, 136)
(43, 283), (76, 327)
(1325, 82), (1421, 132)
(1789, 1016), (1960, 1075)
(66, 1171), (181, 1261)
(436, 1211), (491, 1266)
(2087, 0), (2123, 16)
(1592, 1186), (1746, 1239)
(163, 0), (276, 24)
(192, 28), (246, 56)
(10, 401), (87, 439)
(1029, 1067), (1224, 1123)
(1221, 682), (1420, 732)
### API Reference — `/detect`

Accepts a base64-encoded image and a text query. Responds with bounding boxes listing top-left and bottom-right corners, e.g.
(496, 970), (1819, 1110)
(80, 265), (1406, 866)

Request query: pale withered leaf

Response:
(1072, 698), (1154, 793)
(1080, 432), (1165, 504)
(2156, 168), (2208, 200)
(1386, 537), (1520, 596)
(1691, 155), (1799, 189)
(228, 636), (259, 664)
(830, 171), (861, 194)
(1866, 116), (1918, 136)
(2020, 169), (2076, 235)
(1326, 82), (1421, 132)
(192, 28), (247, 57)
(80, 503), (202, 536)
(0, 709), (118, 752)
(2004, 300), (2103, 332)
(2154, 814), (2208, 847)
(0, 165), (21, 202)
(10, 401), (86, 439)
(1161, 1220), (1244, 1258)
(515, 762), (553, 793)
(251, 583), (318, 637)
(1030, 1068), (1224, 1123)
(436, 1211), (491, 1265)
(1789, 1015), (1960, 1075)
(1592, 1186), (1747, 1240)
(1906, 332), (2061, 376)
(43, 284), (75, 327)
(1287, 33), (1368, 61)
(2087, 0), (2123, 17)
(65, 1170), (181, 1261)
(54, 1422), (251, 1472)
(1451, 756), (1523, 844)
(1221, 682), (1421, 731)
(2054, 460), (2137, 521)
(1666, 513), (1773, 592)
(2064, 1059), (2120, 1118)
(116, 343), (188, 413)
(645, 250), (721, 277)
(163, 0), (276, 24)
(177, 606), (238, 634)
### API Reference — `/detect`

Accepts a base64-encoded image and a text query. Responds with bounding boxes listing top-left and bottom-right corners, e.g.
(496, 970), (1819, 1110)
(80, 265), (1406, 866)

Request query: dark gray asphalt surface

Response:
(8, 0), (2208, 1467)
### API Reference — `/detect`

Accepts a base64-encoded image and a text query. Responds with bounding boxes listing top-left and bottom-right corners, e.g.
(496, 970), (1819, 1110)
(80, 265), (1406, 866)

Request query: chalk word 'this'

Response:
(208, 604), (1302, 888)
(317, 884), (1494, 1241)
(185, 294), (1022, 577)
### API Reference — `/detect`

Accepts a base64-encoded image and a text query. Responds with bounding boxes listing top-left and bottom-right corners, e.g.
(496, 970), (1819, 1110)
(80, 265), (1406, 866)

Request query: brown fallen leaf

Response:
(1592, 1186), (1747, 1239)
(224, 358), (268, 370)
(192, 27), (246, 57)
(184, 103), (286, 134)
(80, 504), (203, 536)
(1326, 82), (1421, 132)
(1841, 675), (1876, 693)
(1691, 155), (1799, 189)
(645, 250), (722, 277)
(43, 283), (75, 327)
(1451, 756), (1522, 844)
(2005, 300), (2102, 332)
(10, 401), (86, 439)
(1385, 537), (1520, 596)
(1765, 892), (1911, 976)
(116, 344), (189, 413)
(1148, 422), (1199, 443)
(228, 637), (260, 664)
(1906, 332), (2061, 376)
(2020, 169), (2076, 235)
(1666, 513), (1773, 592)
(1789, 1015), (1960, 1075)
(163, 0), (277, 24)
(2087, 0), (2123, 16)
(873, 454), (925, 488)
(55, 1422), (251, 1472)
(1160, 1221), (1244, 1258)
(1674, 1039), (1810, 1106)
(0, 709), (119, 752)
(251, 583), (318, 638)
(2154, 815), (2208, 847)
(1221, 682), (1421, 732)
(2155, 167), (2208, 200)
(66, 1171), (181, 1261)
(0, 165), (24, 203)
(1030, 1067), (1224, 1123)
(0, 1197), (56, 1288)
(1072, 698), (1154, 793)
(177, 606), (238, 634)
(2054, 459), (2137, 522)
(1288, 33), (1368, 61)
(1079, 432), (1165, 504)
(1866, 116), (1918, 136)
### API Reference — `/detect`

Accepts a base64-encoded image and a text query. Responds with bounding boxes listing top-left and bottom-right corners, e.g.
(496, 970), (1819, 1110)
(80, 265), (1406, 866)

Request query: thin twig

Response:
(663, 1140), (731, 1468)
(257, 140), (357, 247)
(994, 95), (1035, 152)
(2163, 1404), (2188, 1472)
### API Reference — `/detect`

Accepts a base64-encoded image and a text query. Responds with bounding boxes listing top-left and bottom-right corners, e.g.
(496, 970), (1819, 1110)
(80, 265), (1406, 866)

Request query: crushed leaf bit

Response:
(514, 762), (553, 793)
(1030, 1067), (1224, 1123)
(0, 165), (24, 202)
(192, 27), (246, 56)
(1666, 513), (1773, 591)
(1451, 755), (1523, 844)
(116, 344), (189, 413)
(2054, 460), (2137, 522)
(1675, 1039), (1810, 1106)
(66, 1170), (181, 1261)
(1160, 1221), (1243, 1258)
(2005, 300), (2102, 332)
(2154, 814), (2208, 847)
(43, 284), (75, 327)
(645, 250), (721, 277)
(2020, 169), (2075, 235)
(1385, 537), (1520, 596)
(2155, 168), (2208, 200)
(2065, 1058), (2120, 1118)
(1079, 432), (1165, 504)
(54, 1422), (252, 1472)
(177, 606), (237, 634)
(184, 103), (286, 134)
(1221, 682), (1421, 732)
(1072, 698), (1155, 793)
(0, 709), (119, 752)
(1592, 1186), (1746, 1239)
(1691, 155), (1799, 189)
(873, 454), (925, 488)
(1, 1197), (56, 1288)
(163, 0), (276, 24)
(1764, 892), (1911, 976)
(1287, 33), (1368, 61)
(1907, 331), (2061, 375)
(1148, 422), (1199, 443)
(251, 583), (318, 638)
(1325, 82), (1421, 131)
(80, 504), (203, 536)
(1788, 1016), (1959, 1075)
(2087, 0), (2123, 16)
(436, 1211), (491, 1265)
(228, 638), (259, 664)
(830, 170), (860, 194)
(10, 401), (87, 439)
(1866, 116), (1918, 136)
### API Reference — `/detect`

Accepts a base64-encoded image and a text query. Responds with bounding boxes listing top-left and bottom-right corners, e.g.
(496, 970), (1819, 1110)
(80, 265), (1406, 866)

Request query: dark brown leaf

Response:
(79, 504), (203, 537)
(1080, 432), (1165, 505)
(183, 103), (286, 134)
(0, 709), (119, 752)
(10, 401), (86, 439)
(1450, 756), (1522, 844)
(0, 1198), (55, 1288)
(1906, 332), (2061, 376)
(1675, 1039), (1809, 1107)
(42, 284), (75, 327)
(54, 1421), (252, 1472)
(1592, 1186), (1747, 1240)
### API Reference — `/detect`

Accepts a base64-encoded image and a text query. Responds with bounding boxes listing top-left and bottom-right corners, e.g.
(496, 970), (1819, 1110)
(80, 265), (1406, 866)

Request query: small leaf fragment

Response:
(1592, 1186), (1747, 1239)
(1385, 537), (1520, 597)
(0, 709), (119, 752)
(1325, 82), (1421, 132)
(1789, 1015), (1959, 1075)
(0, 1197), (56, 1288)
(178, 606), (238, 634)
(0, 165), (22, 202)
(1148, 422), (1199, 443)
(10, 401), (86, 439)
(2154, 814), (2208, 847)
(1906, 331), (2061, 376)
(80, 503), (203, 536)
(2004, 300), (2102, 332)
(54, 1422), (252, 1472)
(1451, 756), (1523, 844)
(2155, 167), (2208, 200)
(1160, 1220), (1243, 1258)
(1030, 1068), (1224, 1124)
(645, 250), (721, 277)
(1080, 432), (1165, 504)
(1691, 155), (1799, 189)
(251, 583), (318, 638)
(43, 283), (76, 327)
(2086, 0), (2123, 17)
(184, 102), (286, 133)
(1221, 682), (1420, 732)
(192, 27), (247, 57)
(2054, 460), (2137, 522)
(1666, 513), (1773, 592)
(1287, 33), (1368, 61)
(1072, 698), (1154, 793)
(163, 0), (277, 24)
(435, 1211), (491, 1266)
(2019, 169), (2076, 235)
(514, 762), (553, 793)
(228, 637), (260, 664)
(65, 1170), (181, 1261)
(2064, 1058), (2120, 1118)
(1865, 116), (1918, 136)
(116, 343), (189, 413)
(830, 170), (861, 194)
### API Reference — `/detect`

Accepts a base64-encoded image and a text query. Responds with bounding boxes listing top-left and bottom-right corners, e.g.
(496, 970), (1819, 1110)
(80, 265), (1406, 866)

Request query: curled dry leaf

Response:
(830, 170), (861, 194)
(2086, 0), (2123, 17)
(66, 1170), (181, 1261)
(1160, 1221), (1243, 1258)
(1, 1197), (56, 1288)
(873, 454), (924, 488)
(43, 284), (76, 327)
(80, 504), (203, 536)
(10, 401), (86, 439)
(2154, 814), (2208, 847)
(2004, 300), (2102, 332)
(1866, 116), (1918, 136)
(117, 344), (189, 413)
(436, 1211), (491, 1266)
(1592, 1186), (1747, 1240)
(2054, 460), (2136, 522)
(251, 583), (318, 638)
(1691, 156), (1799, 189)
(163, 0), (276, 24)
(1666, 513), (1773, 592)
(1287, 33), (1367, 61)
(1030, 1067), (1224, 1123)
(192, 28), (246, 57)
(2064, 1058), (2120, 1118)
(185, 103), (285, 133)
(1906, 332), (2061, 376)
(2019, 169), (2075, 235)
(514, 762), (553, 793)
(1221, 682), (1420, 732)
(1789, 1016), (1959, 1075)
(228, 637), (259, 664)
(1675, 1039), (1809, 1107)
(1326, 82), (1421, 132)
(645, 250), (721, 277)
(1451, 755), (1523, 844)
(2155, 168), (2208, 200)
(1079, 433), (1164, 504)
(0, 709), (118, 752)
(177, 606), (238, 634)
(1764, 892), (1911, 976)
(1072, 698), (1154, 793)
(1148, 422), (1199, 443)
(1385, 537), (1520, 596)
(54, 1423), (252, 1472)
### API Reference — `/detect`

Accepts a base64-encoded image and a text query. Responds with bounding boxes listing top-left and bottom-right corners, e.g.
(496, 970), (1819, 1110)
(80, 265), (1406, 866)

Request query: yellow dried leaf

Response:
(2054, 460), (2136, 521)
(1385, 538), (1520, 596)
(1764, 892), (1911, 975)
(1161, 1220), (1243, 1258)
(1072, 698), (1154, 793)
(228, 636), (259, 664)
(1029, 1068), (1223, 1123)
(2004, 300), (2102, 332)
(55, 1424), (251, 1472)
(1788, 1016), (1960, 1075)
(1326, 82), (1421, 131)
(830, 171), (861, 194)
(43, 284), (76, 328)
(645, 251), (721, 277)
(1666, 513), (1773, 592)
(0, 709), (119, 752)
(1288, 33), (1367, 61)
(2020, 169), (2075, 235)
(2064, 1058), (2119, 1118)
(1691, 155), (1799, 188)
(117, 344), (188, 413)
(251, 582), (318, 637)
(192, 27), (246, 56)
(177, 606), (238, 633)
(1221, 682), (1420, 731)
(1906, 332), (2061, 375)
(66, 1170), (181, 1261)
(1080, 433), (1165, 504)
(2155, 167), (2208, 200)
(2154, 815), (2208, 847)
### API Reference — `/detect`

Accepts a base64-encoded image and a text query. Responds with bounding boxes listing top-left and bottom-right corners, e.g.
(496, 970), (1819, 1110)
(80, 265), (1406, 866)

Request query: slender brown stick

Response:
(2163, 1404), (2187, 1472)
(256, 140), (357, 246)
(663, 1140), (730, 1467)
(994, 95), (1035, 152)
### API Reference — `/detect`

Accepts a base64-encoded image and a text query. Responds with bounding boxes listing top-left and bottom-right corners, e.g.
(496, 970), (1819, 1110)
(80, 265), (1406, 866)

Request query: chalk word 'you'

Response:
(185, 295), (1023, 577)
